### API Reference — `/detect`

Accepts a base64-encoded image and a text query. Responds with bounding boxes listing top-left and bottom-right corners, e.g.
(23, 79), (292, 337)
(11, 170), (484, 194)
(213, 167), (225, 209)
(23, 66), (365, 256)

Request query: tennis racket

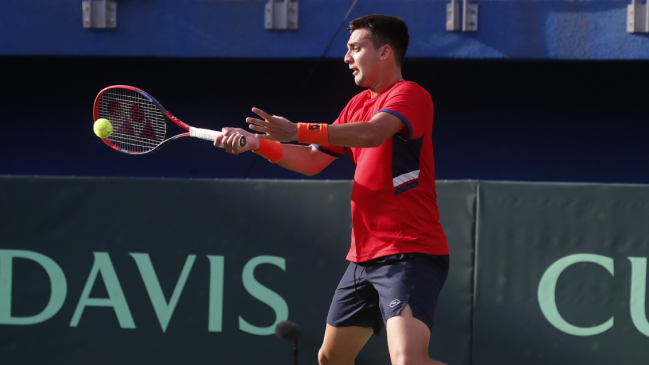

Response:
(93, 85), (245, 155)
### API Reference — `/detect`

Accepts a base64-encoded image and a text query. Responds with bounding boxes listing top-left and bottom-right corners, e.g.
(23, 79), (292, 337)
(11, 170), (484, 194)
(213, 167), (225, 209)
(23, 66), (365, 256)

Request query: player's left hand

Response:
(246, 108), (298, 142)
(215, 128), (260, 154)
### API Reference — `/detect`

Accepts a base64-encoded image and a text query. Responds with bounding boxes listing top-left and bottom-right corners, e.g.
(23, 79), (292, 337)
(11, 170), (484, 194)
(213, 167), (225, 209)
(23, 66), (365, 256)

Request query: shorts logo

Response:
(309, 125), (320, 130)
(389, 299), (401, 308)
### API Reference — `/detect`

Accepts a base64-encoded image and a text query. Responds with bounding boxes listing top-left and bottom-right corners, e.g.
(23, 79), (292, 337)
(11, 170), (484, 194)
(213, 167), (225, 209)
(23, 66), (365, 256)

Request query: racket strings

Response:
(97, 89), (167, 153)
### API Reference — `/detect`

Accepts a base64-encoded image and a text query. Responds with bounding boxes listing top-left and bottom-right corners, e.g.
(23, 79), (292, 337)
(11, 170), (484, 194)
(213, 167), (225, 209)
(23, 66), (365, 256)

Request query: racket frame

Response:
(93, 85), (244, 155)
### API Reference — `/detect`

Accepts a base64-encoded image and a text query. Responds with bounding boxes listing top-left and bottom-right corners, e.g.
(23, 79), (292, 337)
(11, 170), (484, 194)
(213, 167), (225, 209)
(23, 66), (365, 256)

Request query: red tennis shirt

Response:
(314, 80), (449, 262)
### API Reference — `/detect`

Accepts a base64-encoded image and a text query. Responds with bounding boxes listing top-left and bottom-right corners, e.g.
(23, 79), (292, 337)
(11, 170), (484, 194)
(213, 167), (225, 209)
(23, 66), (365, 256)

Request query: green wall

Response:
(0, 177), (647, 364)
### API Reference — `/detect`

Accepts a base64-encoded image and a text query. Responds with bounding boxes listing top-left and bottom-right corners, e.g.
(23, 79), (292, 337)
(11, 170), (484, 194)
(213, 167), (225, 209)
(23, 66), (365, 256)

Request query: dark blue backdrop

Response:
(1, 56), (648, 183)
(3, 0), (649, 59)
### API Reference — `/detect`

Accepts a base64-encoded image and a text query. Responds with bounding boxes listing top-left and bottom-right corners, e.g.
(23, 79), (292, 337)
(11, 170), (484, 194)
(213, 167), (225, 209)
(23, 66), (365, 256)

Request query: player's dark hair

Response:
(348, 14), (409, 67)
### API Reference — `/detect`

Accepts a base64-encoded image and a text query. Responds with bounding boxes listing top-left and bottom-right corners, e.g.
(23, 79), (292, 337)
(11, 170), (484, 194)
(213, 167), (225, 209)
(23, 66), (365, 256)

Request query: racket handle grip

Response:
(189, 127), (246, 148)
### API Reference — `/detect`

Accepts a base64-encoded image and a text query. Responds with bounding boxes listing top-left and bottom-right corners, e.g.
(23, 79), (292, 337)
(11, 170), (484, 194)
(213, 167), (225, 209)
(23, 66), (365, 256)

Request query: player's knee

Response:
(317, 348), (333, 365)
(390, 350), (432, 365)
(318, 347), (350, 365)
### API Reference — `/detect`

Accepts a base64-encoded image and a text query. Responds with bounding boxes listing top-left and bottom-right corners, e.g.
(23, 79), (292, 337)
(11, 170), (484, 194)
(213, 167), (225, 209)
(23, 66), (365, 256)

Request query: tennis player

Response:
(217, 14), (449, 365)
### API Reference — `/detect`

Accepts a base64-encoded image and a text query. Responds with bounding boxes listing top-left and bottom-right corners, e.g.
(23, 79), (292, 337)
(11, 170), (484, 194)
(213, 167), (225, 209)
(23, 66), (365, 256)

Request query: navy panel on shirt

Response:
(392, 135), (423, 178)
(391, 135), (424, 196)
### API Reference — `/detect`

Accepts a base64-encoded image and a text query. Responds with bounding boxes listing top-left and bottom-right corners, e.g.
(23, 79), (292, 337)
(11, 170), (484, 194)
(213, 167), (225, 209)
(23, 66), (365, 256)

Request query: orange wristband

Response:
(252, 139), (284, 163)
(297, 123), (330, 146)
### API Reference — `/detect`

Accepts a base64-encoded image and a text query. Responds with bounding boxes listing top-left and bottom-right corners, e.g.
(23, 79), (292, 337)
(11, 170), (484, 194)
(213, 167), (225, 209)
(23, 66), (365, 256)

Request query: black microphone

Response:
(275, 321), (302, 365)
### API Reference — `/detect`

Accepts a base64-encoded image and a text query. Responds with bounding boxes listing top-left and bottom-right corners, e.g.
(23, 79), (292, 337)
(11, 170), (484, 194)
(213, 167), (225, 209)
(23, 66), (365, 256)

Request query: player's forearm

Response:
(298, 113), (404, 148)
(247, 108), (403, 148)
(327, 122), (385, 148)
(276, 122), (379, 147)
(275, 144), (330, 176)
(268, 120), (384, 148)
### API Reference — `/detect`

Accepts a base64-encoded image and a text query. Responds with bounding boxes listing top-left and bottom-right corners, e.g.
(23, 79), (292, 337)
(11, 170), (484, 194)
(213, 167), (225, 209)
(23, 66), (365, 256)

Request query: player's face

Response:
(344, 29), (382, 87)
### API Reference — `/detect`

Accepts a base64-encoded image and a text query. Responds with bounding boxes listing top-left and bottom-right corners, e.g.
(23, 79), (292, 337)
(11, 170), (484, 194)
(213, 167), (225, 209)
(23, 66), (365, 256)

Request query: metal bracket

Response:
(82, 0), (116, 29)
(463, 0), (479, 31)
(447, 0), (478, 32)
(628, 0), (648, 33)
(265, 0), (298, 30)
(446, 0), (460, 31)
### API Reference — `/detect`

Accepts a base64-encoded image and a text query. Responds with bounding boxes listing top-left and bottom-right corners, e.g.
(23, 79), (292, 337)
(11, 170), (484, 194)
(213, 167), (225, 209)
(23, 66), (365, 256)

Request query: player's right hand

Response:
(215, 128), (260, 155)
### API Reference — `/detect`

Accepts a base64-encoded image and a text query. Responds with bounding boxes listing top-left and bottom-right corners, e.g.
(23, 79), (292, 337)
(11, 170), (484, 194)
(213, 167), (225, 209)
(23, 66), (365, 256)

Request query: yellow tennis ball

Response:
(94, 118), (113, 138)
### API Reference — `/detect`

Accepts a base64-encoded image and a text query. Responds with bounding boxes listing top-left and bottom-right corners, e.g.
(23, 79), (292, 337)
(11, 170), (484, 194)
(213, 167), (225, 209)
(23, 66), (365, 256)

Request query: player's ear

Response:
(379, 44), (392, 62)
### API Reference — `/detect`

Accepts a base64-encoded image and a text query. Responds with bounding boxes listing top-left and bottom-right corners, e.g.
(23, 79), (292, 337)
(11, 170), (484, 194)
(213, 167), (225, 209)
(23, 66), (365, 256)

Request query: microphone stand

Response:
(293, 337), (298, 365)
(275, 320), (302, 365)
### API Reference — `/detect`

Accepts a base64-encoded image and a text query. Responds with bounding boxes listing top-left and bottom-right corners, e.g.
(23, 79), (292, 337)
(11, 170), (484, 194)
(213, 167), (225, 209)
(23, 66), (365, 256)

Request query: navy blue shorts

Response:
(326, 253), (449, 335)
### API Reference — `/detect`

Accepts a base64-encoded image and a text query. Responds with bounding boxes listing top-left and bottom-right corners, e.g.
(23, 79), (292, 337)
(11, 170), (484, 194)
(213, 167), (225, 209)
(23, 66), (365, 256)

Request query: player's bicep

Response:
(311, 145), (339, 161)
(309, 145), (339, 170)
(368, 111), (408, 144)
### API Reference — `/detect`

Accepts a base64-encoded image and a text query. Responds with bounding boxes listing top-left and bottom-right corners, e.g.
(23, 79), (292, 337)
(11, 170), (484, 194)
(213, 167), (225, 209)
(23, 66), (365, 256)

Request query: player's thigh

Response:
(386, 304), (447, 365)
(318, 324), (373, 365)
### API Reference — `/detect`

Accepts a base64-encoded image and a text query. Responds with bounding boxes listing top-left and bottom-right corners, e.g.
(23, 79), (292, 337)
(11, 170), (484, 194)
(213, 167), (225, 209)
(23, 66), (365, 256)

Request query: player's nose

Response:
(344, 51), (352, 63)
